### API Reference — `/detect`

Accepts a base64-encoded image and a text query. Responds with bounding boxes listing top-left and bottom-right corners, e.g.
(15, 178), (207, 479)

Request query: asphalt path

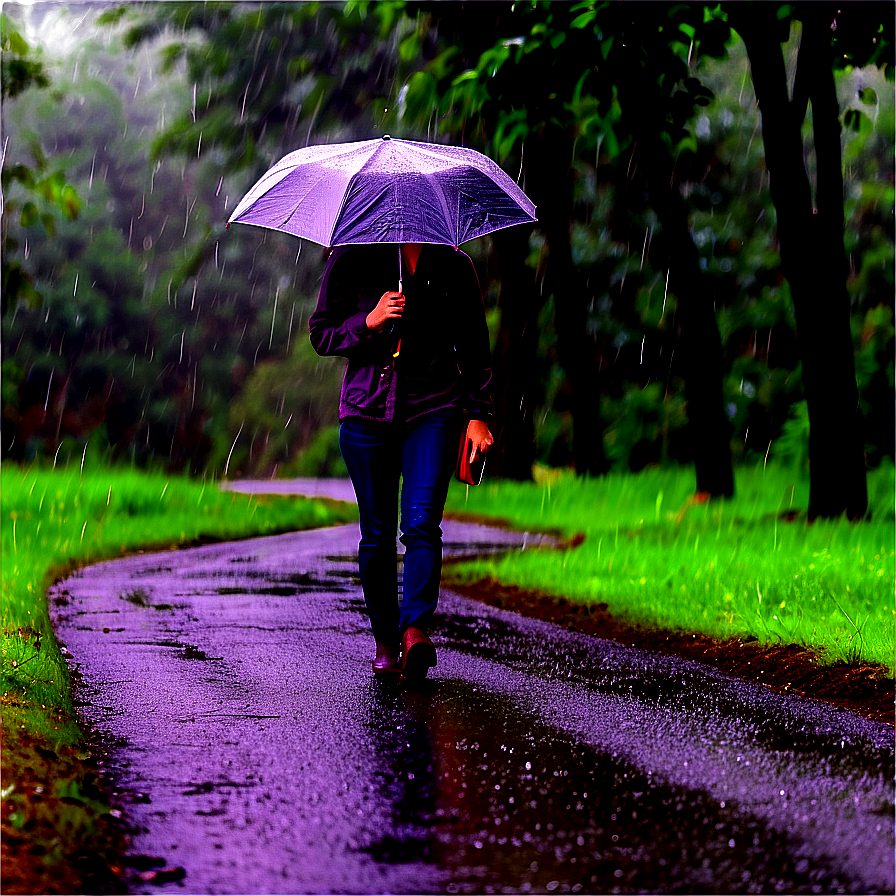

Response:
(50, 480), (894, 895)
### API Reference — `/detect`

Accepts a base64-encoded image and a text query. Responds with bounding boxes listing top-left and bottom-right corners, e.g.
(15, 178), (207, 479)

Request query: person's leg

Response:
(398, 408), (463, 637)
(339, 418), (401, 656)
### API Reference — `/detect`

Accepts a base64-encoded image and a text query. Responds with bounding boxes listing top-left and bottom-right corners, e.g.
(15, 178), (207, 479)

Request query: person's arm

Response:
(453, 251), (495, 456)
(309, 249), (403, 357)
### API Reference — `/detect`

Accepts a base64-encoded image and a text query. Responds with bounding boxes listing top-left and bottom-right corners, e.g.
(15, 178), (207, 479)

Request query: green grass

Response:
(445, 463), (895, 673)
(1, 465), (357, 748)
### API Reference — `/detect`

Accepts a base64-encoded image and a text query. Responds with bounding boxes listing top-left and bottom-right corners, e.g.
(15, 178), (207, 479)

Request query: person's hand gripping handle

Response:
(466, 419), (494, 463)
(366, 288), (405, 335)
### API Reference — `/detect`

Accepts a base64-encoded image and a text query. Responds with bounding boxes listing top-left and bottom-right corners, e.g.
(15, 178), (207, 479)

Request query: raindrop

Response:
(72, 9), (90, 34)
(44, 369), (54, 411)
(73, 273), (79, 297)
(286, 302), (295, 352)
(269, 286), (279, 350)
(216, 177), (224, 197)
(224, 423), (244, 477)
(183, 198), (197, 239)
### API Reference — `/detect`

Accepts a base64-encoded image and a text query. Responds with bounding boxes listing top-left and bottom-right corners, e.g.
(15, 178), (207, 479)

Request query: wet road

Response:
(50, 481), (894, 895)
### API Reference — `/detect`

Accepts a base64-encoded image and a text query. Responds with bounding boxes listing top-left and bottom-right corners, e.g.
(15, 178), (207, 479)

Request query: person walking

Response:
(309, 242), (494, 679)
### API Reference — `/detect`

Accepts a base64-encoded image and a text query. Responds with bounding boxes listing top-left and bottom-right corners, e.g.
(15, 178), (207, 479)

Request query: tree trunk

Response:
(535, 129), (610, 477)
(738, 10), (868, 519)
(615, 59), (735, 497)
(638, 145), (735, 497)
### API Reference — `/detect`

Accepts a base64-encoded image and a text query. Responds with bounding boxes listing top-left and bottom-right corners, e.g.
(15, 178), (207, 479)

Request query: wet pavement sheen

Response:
(50, 484), (894, 895)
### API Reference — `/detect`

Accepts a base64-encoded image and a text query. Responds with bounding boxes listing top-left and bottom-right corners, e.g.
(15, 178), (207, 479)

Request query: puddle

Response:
(356, 679), (853, 894)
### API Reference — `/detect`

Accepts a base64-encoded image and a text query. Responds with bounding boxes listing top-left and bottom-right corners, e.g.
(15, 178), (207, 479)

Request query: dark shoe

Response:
(372, 642), (400, 676)
(401, 627), (437, 680)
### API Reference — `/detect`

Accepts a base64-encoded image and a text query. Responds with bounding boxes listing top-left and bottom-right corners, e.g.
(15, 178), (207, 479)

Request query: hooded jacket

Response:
(309, 244), (494, 424)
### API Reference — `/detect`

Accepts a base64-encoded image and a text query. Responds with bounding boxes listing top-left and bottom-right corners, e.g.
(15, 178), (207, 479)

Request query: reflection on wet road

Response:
(51, 518), (893, 895)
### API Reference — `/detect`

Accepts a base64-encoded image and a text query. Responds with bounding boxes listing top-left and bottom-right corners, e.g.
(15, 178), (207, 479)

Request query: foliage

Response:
(1, 13), (49, 98)
(1, 2), (892, 481)
(386, 1), (893, 483)
(213, 340), (344, 477)
(282, 425), (349, 479)
(1, 725), (128, 896)
(1, 14), (82, 315)
(446, 463), (895, 671)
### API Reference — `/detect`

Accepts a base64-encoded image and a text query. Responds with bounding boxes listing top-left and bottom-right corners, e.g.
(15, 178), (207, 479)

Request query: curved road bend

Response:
(50, 480), (894, 895)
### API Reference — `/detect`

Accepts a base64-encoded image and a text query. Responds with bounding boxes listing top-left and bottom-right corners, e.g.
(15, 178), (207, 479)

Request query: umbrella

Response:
(226, 135), (537, 253)
(227, 135), (536, 356)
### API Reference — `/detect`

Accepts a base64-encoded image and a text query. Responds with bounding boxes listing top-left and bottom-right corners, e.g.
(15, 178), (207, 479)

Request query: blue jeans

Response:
(339, 408), (462, 645)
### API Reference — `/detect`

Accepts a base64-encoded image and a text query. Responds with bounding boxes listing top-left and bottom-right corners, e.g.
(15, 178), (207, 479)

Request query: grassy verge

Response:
(445, 463), (895, 673)
(1, 464), (356, 893)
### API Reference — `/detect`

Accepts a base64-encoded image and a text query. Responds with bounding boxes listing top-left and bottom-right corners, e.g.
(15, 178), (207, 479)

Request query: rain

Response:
(2, 1), (893, 892)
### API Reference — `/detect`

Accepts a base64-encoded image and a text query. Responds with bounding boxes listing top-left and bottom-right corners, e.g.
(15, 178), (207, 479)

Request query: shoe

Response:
(401, 627), (437, 680)
(372, 642), (400, 675)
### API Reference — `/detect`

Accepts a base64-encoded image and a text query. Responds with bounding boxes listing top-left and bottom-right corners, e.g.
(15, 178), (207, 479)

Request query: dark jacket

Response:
(309, 244), (494, 423)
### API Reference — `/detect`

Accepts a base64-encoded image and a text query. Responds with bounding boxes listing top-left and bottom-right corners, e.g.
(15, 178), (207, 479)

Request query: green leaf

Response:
(402, 71), (438, 120)
(451, 69), (480, 86)
(19, 202), (38, 227)
(571, 10), (596, 29)
(494, 110), (531, 161)
(399, 31), (422, 63)
(571, 70), (590, 105)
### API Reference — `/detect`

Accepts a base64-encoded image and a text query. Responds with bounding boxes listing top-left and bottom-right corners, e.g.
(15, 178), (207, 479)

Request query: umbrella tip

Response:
(382, 134), (391, 140)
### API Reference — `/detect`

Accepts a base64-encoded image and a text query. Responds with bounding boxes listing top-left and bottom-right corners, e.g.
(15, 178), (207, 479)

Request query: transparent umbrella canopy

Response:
(226, 135), (537, 250)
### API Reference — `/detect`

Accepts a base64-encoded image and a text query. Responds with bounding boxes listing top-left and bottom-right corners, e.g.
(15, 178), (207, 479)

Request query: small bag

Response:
(456, 420), (486, 486)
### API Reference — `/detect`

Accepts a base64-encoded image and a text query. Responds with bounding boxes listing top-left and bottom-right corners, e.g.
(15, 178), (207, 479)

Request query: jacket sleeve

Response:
(308, 248), (381, 357)
(453, 251), (495, 422)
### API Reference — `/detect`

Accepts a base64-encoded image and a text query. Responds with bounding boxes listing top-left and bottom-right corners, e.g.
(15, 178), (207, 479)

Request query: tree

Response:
(1, 13), (81, 316)
(400, 2), (735, 491)
(731, 1), (893, 518)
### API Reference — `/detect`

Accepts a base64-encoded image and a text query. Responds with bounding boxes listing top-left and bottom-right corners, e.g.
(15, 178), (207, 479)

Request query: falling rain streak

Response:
(3, 0), (889, 493)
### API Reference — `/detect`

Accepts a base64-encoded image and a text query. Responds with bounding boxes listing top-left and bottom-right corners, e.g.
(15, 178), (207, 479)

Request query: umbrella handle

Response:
(394, 243), (403, 358)
(393, 277), (402, 358)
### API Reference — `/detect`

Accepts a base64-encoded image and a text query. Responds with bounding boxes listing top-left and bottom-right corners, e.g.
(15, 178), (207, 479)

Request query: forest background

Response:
(2, 0), (894, 504)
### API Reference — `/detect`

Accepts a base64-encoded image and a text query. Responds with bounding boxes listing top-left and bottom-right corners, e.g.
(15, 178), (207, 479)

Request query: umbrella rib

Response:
(329, 170), (383, 245)
(426, 172), (461, 246)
